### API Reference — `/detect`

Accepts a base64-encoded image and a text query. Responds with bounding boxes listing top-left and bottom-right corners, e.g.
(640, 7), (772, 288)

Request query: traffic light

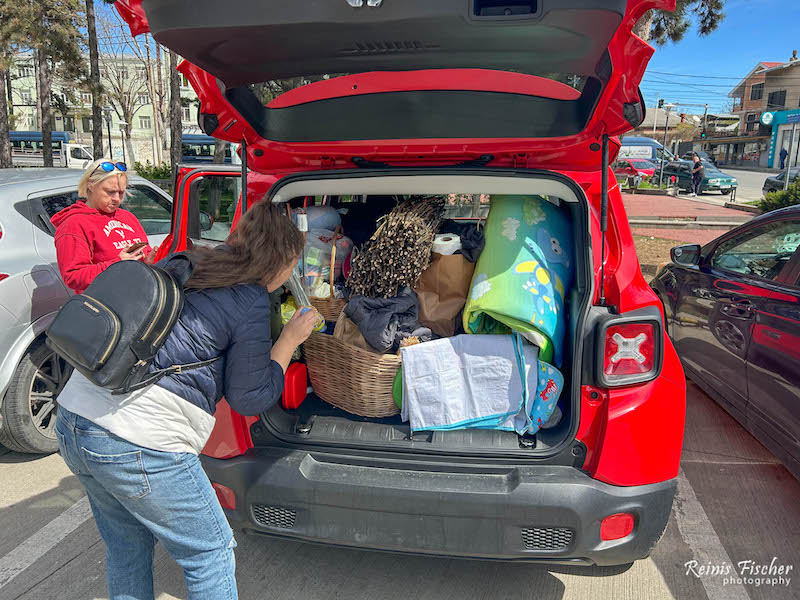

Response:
(700, 129), (707, 139)
(658, 99), (664, 109)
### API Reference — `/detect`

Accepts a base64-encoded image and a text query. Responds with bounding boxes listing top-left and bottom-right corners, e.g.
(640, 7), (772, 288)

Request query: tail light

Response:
(596, 308), (663, 387)
(0, 274), (8, 283)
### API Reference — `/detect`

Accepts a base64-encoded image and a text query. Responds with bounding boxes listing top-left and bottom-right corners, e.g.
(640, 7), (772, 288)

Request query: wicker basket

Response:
(303, 333), (401, 417)
(309, 226), (346, 322)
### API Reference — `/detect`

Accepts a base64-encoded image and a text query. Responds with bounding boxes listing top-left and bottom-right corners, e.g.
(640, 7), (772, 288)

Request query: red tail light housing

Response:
(596, 308), (663, 387)
(0, 274), (8, 283)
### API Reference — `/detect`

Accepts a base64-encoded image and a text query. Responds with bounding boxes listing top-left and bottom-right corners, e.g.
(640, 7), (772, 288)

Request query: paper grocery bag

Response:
(415, 253), (475, 337)
(333, 313), (379, 353)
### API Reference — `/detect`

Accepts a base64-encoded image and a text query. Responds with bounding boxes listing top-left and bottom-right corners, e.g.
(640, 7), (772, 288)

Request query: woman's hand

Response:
(280, 307), (318, 347)
(143, 245), (159, 265)
(119, 246), (146, 261)
(271, 307), (319, 373)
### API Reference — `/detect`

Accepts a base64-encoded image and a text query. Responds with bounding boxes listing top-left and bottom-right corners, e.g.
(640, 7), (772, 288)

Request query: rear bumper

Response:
(201, 449), (676, 566)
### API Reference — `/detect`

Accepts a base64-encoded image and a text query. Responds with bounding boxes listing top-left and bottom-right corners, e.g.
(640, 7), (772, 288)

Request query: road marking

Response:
(0, 496), (93, 589)
(674, 469), (751, 600)
(681, 459), (779, 465)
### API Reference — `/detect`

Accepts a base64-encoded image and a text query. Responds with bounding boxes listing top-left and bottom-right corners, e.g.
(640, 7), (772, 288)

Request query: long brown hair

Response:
(184, 201), (304, 289)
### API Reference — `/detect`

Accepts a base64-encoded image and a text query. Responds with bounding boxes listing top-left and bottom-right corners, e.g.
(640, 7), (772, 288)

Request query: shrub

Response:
(132, 161), (172, 180)
(757, 183), (800, 213)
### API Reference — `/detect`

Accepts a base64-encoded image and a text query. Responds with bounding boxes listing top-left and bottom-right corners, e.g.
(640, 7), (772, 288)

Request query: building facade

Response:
(765, 109), (800, 170)
(8, 52), (201, 164)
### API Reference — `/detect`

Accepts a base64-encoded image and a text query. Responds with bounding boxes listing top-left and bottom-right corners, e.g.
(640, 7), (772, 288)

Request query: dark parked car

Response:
(652, 207), (800, 479)
(662, 161), (738, 195)
(763, 168), (800, 195)
(681, 150), (716, 166)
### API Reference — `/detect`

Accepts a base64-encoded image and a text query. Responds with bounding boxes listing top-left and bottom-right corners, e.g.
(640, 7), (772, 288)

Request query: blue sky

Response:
(640, 0), (800, 114)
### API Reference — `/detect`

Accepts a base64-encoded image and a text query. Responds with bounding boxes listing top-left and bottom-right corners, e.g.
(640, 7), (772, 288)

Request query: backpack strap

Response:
(161, 252), (195, 286)
(112, 356), (222, 395)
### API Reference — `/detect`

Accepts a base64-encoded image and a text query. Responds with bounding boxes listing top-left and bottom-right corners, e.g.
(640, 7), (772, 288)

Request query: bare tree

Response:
(155, 42), (167, 155)
(85, 0), (104, 158)
(143, 35), (163, 164)
(96, 12), (150, 163)
(168, 49), (181, 188)
(0, 65), (11, 168)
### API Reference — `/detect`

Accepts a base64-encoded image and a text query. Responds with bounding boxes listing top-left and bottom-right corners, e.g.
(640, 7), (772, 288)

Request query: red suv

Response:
(116, 0), (684, 566)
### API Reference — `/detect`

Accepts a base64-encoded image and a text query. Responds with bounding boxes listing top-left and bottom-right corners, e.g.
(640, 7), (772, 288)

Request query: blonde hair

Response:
(78, 159), (128, 199)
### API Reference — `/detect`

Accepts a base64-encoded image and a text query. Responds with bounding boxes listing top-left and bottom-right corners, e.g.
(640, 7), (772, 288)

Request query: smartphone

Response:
(127, 241), (147, 253)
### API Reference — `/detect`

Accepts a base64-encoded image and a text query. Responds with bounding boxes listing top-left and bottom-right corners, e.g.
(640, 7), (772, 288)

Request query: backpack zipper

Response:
(153, 277), (181, 345)
(81, 294), (120, 365)
(140, 273), (166, 340)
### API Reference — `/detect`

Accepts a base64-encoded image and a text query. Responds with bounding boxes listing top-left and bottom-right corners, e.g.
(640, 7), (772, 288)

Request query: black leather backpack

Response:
(46, 255), (218, 394)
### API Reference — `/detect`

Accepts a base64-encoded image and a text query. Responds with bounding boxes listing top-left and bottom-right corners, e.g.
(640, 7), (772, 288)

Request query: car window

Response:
(711, 219), (800, 282)
(121, 185), (173, 236)
(195, 177), (240, 241)
(41, 192), (80, 218)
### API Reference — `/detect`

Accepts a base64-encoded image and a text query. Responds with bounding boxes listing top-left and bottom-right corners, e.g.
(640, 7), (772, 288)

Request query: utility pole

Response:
(785, 122), (797, 191)
(659, 104), (675, 188)
(653, 93), (660, 136)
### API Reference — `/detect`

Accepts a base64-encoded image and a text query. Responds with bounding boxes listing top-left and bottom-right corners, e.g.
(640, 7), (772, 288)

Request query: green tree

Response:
(634, 1), (725, 45)
(1, 0), (86, 166)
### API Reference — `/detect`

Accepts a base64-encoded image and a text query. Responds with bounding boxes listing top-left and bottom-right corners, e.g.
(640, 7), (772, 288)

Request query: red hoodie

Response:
(51, 201), (153, 294)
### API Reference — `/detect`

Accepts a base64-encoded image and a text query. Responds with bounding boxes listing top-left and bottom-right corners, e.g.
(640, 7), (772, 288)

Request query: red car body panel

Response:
(116, 0), (674, 174)
(117, 0), (685, 488)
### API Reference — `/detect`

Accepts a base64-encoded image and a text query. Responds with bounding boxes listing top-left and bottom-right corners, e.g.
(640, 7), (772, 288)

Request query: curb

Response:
(625, 188), (671, 196)
(628, 219), (742, 230)
(724, 202), (763, 215)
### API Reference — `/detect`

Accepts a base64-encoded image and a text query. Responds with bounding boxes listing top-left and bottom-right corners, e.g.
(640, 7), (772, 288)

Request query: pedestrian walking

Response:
(54, 201), (317, 600)
(51, 159), (156, 294)
(691, 154), (704, 197)
(780, 147), (789, 170)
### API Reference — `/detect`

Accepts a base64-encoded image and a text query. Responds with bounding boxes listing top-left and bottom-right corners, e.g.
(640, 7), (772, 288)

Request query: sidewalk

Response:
(622, 192), (752, 247)
(622, 193), (748, 219)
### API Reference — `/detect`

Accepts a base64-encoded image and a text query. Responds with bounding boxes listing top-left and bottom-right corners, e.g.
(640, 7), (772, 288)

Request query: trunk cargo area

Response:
(261, 171), (592, 459)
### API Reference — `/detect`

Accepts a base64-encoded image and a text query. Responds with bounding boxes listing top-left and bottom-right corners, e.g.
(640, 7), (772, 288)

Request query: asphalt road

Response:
(721, 169), (772, 203)
(1, 382), (798, 600)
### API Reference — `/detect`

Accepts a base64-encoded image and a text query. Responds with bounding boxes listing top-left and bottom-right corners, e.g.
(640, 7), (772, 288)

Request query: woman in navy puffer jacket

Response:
(55, 201), (316, 600)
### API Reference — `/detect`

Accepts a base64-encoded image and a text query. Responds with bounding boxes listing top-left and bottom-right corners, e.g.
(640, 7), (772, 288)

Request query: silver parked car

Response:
(0, 168), (173, 453)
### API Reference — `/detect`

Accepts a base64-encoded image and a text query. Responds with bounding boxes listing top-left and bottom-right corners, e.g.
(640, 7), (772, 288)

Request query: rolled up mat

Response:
(462, 195), (574, 366)
(432, 233), (462, 255)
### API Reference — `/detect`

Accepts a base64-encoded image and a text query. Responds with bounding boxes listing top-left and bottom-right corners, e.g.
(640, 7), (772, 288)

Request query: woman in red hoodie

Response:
(52, 160), (155, 294)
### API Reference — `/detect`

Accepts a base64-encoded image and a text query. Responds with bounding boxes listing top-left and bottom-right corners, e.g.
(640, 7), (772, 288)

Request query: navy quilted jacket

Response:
(148, 258), (284, 416)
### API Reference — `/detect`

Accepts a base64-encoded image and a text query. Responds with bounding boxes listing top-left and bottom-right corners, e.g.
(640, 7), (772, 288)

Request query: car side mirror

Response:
(671, 244), (701, 267)
(199, 211), (214, 232)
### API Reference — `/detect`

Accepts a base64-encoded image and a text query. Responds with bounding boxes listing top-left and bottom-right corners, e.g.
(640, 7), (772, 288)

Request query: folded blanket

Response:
(463, 195), (574, 366)
(400, 334), (564, 434)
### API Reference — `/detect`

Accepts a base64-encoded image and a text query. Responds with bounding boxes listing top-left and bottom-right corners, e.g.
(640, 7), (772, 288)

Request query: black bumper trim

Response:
(201, 448), (676, 567)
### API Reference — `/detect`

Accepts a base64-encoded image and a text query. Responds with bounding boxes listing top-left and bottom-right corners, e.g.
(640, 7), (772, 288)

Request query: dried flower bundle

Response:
(348, 196), (444, 298)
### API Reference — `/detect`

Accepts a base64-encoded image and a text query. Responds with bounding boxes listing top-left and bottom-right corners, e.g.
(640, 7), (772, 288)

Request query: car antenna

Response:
(599, 133), (609, 307)
(241, 137), (248, 214)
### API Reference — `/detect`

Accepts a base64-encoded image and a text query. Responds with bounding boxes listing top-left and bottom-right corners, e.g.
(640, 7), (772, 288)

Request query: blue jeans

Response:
(55, 406), (237, 600)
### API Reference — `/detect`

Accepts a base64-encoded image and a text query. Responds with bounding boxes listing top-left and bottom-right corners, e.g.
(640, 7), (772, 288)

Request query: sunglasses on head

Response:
(92, 161), (127, 175)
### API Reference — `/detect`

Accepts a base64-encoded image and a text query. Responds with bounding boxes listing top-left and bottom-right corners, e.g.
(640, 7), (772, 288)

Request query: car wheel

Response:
(0, 340), (73, 454)
(721, 189), (731, 195)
